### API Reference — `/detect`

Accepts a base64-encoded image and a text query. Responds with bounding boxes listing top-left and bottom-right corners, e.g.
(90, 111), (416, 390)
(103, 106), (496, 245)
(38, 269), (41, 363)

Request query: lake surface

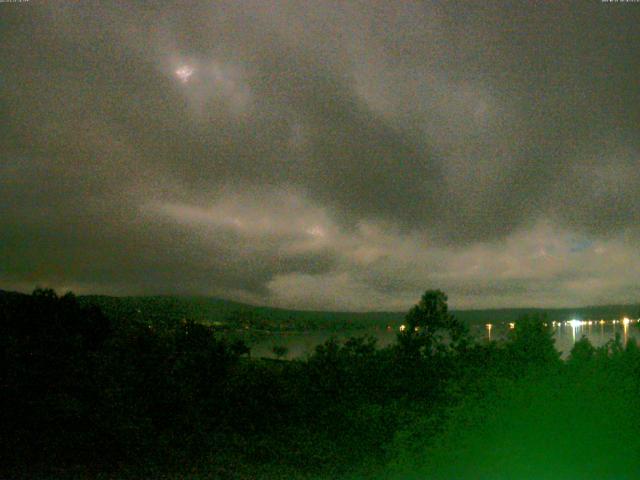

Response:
(246, 319), (640, 359)
(545, 320), (638, 356)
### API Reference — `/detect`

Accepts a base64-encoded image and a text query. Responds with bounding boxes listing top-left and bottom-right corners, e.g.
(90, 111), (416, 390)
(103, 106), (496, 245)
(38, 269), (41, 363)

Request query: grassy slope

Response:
(384, 368), (640, 480)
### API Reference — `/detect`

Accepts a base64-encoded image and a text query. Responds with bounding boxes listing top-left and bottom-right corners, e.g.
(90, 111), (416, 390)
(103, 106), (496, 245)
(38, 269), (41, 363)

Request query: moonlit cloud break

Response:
(1, 1), (639, 311)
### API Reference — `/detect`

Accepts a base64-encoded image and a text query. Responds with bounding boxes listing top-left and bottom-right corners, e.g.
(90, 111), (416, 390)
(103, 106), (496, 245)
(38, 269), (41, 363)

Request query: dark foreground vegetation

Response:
(3, 289), (640, 479)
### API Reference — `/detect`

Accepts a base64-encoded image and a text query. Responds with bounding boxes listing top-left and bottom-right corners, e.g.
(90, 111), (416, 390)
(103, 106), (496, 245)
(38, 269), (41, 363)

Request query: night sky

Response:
(2, 1), (639, 310)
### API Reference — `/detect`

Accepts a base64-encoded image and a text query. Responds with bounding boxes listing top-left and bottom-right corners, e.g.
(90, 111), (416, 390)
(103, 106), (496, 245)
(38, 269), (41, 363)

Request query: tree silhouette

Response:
(398, 289), (467, 357)
(568, 335), (596, 366)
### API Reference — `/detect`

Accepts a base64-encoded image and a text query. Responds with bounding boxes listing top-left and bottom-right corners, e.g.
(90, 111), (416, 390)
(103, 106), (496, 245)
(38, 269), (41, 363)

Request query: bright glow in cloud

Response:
(175, 65), (194, 83)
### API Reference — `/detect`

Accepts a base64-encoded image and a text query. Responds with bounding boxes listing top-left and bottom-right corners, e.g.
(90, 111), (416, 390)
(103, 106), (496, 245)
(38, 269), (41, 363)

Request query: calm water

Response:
(247, 319), (640, 359)
(544, 321), (638, 356)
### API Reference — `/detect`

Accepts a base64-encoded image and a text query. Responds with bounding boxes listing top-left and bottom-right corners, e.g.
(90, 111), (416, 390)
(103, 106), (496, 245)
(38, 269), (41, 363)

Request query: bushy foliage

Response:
(505, 314), (561, 374)
(1, 290), (246, 474)
(568, 335), (596, 366)
(4, 288), (639, 479)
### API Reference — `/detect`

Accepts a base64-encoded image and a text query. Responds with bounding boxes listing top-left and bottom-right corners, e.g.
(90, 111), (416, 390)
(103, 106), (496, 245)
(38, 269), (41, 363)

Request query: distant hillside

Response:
(76, 294), (640, 330)
(77, 294), (404, 331)
(2, 290), (638, 330)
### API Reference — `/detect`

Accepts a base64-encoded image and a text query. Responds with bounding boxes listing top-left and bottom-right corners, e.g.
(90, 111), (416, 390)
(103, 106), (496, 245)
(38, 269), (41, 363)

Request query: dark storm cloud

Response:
(1, 1), (639, 308)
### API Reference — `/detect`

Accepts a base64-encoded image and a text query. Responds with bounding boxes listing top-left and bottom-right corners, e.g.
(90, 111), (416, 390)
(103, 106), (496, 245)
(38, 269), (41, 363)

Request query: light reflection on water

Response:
(247, 321), (639, 360)
(479, 321), (637, 358)
(552, 321), (635, 356)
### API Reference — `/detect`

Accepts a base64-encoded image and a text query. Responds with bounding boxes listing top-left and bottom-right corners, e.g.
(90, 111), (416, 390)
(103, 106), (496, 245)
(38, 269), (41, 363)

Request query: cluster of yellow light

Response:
(558, 318), (637, 327)
(396, 317), (639, 335)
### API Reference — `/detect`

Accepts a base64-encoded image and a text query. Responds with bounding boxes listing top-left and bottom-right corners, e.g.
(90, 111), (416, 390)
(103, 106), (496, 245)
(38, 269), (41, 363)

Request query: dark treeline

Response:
(2, 289), (640, 479)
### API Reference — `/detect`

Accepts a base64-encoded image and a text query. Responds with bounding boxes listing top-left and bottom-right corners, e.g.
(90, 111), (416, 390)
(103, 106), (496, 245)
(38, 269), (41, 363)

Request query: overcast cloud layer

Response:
(2, 1), (639, 310)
